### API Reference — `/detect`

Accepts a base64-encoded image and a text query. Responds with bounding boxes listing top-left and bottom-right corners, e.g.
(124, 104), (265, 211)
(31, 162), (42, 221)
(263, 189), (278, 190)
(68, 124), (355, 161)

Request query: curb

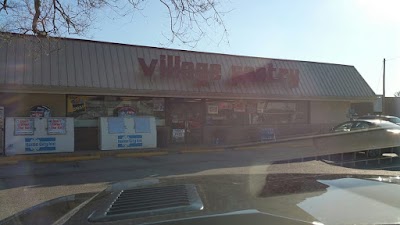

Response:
(0, 160), (19, 165)
(179, 148), (225, 153)
(0, 135), (318, 164)
(116, 151), (168, 158)
(35, 155), (101, 163)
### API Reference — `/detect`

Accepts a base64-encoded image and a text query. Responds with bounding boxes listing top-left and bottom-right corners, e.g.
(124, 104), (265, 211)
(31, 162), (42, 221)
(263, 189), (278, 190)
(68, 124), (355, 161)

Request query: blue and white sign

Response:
(117, 135), (143, 148)
(25, 137), (56, 152)
(99, 117), (156, 150)
(260, 128), (276, 141)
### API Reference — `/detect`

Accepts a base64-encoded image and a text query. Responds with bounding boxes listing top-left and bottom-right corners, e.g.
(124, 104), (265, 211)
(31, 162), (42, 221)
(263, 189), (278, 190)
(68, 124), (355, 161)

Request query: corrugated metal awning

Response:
(0, 34), (376, 101)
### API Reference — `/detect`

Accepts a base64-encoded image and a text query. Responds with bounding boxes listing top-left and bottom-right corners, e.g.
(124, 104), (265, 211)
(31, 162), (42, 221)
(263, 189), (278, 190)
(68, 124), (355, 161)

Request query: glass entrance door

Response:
(169, 101), (204, 145)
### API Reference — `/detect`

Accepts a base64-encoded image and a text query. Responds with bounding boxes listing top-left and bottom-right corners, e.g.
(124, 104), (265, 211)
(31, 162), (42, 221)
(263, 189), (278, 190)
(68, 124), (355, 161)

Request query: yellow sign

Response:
(67, 96), (87, 113)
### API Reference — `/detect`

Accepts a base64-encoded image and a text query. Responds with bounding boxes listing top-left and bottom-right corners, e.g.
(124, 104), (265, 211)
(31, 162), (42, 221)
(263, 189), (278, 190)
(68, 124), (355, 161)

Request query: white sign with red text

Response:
(47, 118), (67, 135)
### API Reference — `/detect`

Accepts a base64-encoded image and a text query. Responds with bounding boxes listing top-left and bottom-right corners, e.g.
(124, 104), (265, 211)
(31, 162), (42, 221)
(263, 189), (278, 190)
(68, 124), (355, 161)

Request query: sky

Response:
(83, 0), (400, 96)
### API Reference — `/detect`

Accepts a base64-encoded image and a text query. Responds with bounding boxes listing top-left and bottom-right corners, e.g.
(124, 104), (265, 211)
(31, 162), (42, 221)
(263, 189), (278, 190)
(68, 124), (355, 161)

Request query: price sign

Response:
(47, 118), (67, 135)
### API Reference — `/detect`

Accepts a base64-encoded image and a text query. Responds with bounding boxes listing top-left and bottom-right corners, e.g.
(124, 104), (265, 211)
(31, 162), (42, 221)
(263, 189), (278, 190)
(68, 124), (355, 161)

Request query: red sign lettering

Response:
(138, 58), (157, 76)
(138, 55), (300, 88)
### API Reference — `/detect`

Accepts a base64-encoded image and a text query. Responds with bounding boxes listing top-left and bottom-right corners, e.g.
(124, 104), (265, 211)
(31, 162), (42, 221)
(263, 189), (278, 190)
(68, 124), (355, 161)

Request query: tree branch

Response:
(1, 0), (229, 48)
(159, 0), (175, 42)
(0, 0), (7, 12)
(32, 0), (43, 35)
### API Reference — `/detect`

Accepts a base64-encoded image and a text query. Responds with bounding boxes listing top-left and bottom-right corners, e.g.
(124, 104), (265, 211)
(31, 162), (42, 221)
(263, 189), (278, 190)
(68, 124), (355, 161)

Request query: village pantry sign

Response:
(138, 55), (300, 88)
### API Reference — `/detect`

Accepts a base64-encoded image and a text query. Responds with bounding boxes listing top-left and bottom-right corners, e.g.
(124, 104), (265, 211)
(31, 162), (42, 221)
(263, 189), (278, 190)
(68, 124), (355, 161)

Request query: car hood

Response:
(3, 174), (400, 225)
(298, 177), (400, 225)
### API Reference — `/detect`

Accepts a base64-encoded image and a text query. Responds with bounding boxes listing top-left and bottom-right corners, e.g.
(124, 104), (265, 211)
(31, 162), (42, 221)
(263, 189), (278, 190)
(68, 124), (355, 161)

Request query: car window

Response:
(351, 121), (370, 130)
(359, 116), (374, 119)
(333, 122), (353, 132)
(388, 118), (400, 124)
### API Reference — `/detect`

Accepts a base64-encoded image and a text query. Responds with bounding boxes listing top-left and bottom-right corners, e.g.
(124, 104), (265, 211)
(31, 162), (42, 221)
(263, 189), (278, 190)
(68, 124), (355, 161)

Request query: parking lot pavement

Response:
(0, 142), (308, 178)
(2, 151), (400, 222)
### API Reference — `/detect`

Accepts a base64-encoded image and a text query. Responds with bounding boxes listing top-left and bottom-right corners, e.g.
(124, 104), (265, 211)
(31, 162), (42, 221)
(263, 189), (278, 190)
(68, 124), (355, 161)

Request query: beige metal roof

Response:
(0, 34), (376, 101)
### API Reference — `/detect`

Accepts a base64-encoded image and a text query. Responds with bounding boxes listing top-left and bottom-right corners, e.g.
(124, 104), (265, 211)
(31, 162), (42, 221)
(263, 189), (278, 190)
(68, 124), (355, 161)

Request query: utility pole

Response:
(382, 58), (386, 114)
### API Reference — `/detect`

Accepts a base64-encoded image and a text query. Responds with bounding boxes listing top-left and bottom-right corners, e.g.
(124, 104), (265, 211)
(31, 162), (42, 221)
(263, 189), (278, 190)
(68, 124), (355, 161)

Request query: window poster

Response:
(68, 96), (87, 113)
(153, 98), (165, 111)
(218, 102), (233, 110)
(257, 102), (265, 113)
(207, 104), (219, 114)
(30, 105), (51, 118)
(233, 101), (246, 112)
(172, 129), (185, 143)
(116, 107), (136, 117)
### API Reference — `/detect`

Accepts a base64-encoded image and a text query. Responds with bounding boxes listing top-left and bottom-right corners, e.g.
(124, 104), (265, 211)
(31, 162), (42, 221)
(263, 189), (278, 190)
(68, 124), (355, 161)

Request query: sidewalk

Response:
(0, 134), (319, 166)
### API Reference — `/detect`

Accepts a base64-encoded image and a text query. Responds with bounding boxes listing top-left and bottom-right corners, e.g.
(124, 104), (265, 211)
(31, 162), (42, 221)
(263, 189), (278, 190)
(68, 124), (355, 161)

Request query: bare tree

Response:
(0, 0), (229, 47)
(394, 91), (400, 97)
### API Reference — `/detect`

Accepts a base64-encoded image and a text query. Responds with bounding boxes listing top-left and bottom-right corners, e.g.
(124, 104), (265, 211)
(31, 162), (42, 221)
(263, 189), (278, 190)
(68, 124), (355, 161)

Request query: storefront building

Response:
(0, 34), (376, 150)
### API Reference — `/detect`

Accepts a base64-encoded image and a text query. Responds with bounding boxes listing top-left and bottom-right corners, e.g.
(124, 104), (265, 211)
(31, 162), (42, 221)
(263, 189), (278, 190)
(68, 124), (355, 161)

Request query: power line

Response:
(386, 56), (400, 61)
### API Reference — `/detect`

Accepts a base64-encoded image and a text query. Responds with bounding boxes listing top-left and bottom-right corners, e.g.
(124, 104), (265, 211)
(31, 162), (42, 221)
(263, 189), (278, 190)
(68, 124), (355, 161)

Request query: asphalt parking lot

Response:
(1, 148), (400, 221)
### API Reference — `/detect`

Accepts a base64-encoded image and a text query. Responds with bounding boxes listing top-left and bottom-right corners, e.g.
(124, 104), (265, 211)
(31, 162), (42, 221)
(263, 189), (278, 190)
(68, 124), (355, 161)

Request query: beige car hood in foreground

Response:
(298, 177), (400, 225)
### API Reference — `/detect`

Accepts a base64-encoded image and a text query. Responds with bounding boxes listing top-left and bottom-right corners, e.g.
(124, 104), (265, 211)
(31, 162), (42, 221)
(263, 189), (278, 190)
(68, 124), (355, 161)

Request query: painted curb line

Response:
(180, 148), (225, 153)
(35, 155), (101, 163)
(116, 151), (168, 158)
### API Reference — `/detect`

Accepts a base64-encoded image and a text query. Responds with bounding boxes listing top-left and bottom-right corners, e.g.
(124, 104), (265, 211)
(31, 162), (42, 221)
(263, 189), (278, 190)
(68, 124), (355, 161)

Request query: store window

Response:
(67, 96), (105, 119)
(205, 101), (248, 126)
(204, 100), (309, 126)
(250, 101), (309, 125)
(67, 95), (165, 127)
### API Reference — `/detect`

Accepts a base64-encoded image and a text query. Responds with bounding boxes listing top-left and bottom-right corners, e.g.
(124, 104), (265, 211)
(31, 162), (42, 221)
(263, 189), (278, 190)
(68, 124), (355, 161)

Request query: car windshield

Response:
(1, 1), (400, 225)
(389, 117), (400, 124)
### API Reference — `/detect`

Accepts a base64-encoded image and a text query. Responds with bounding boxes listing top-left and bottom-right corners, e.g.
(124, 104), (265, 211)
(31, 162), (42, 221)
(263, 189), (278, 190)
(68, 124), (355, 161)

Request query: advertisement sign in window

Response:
(153, 98), (165, 111)
(218, 102), (232, 110)
(172, 129), (185, 143)
(257, 102), (265, 113)
(116, 107), (136, 117)
(207, 104), (219, 114)
(47, 118), (67, 135)
(30, 105), (51, 118)
(68, 96), (87, 113)
(233, 101), (246, 112)
(15, 118), (34, 135)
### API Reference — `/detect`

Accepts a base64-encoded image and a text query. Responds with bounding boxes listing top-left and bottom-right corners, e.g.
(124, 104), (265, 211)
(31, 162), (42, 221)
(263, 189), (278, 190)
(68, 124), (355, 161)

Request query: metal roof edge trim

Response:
(351, 66), (377, 96)
(0, 85), (377, 102)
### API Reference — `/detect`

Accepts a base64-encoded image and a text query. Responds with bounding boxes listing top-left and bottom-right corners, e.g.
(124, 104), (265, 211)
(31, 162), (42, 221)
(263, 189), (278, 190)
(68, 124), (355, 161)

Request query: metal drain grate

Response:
(88, 184), (203, 222)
